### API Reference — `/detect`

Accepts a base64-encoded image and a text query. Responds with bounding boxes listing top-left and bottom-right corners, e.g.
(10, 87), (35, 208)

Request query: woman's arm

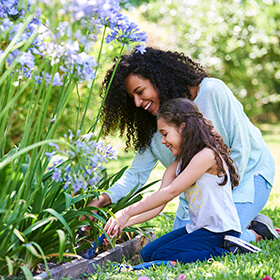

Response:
(105, 148), (159, 204)
(104, 148), (216, 237)
(122, 160), (179, 227)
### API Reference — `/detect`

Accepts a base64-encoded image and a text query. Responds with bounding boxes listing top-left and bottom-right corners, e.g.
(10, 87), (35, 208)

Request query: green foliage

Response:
(134, 0), (280, 122)
(0, 50), (95, 276)
(0, 1), (148, 278)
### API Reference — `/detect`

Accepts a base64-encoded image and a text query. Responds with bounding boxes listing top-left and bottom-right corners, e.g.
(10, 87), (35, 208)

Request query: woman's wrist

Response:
(87, 193), (111, 208)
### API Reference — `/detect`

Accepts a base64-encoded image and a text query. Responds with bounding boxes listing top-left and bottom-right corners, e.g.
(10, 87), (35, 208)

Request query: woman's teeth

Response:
(144, 102), (152, 110)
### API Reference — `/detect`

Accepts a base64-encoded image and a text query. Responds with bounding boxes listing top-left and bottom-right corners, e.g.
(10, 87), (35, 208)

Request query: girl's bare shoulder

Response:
(197, 147), (216, 160)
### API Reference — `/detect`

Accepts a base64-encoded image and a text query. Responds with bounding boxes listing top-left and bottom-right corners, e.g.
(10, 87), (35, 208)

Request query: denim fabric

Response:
(140, 227), (240, 264)
(236, 174), (271, 242)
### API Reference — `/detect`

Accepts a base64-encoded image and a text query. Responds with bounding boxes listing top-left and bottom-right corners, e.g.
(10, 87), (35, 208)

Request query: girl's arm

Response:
(123, 206), (165, 227)
(104, 148), (216, 237)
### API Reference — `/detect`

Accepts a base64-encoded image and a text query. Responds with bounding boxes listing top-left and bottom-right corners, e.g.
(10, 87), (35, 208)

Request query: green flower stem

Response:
(44, 74), (75, 143)
(0, 16), (38, 87)
(0, 14), (32, 65)
(75, 83), (81, 136)
(89, 44), (126, 141)
(20, 62), (51, 149)
(79, 26), (108, 132)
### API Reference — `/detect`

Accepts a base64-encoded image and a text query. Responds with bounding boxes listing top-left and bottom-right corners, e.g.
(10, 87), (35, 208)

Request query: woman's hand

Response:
(79, 193), (112, 232)
(104, 209), (130, 239)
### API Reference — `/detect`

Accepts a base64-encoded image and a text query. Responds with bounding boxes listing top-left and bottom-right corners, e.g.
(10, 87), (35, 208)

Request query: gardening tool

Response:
(80, 233), (106, 259)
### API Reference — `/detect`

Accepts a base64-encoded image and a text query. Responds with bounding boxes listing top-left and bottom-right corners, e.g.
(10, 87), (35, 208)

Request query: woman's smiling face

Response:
(125, 74), (160, 116)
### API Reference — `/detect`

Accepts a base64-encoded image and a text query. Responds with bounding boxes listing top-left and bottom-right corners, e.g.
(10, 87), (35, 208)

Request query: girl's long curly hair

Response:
(157, 98), (239, 189)
(100, 47), (210, 152)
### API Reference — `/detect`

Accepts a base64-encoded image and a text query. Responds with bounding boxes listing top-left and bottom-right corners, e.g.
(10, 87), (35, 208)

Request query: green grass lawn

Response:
(89, 123), (280, 280)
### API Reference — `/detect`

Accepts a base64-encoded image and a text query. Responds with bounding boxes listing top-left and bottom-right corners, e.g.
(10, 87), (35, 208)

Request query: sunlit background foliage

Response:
(3, 0), (280, 153)
(123, 0), (280, 122)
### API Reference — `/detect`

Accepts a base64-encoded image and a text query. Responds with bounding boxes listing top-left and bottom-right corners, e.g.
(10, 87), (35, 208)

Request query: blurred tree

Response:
(127, 0), (280, 122)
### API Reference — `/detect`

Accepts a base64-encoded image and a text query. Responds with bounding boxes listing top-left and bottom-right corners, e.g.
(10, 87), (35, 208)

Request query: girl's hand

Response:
(104, 209), (130, 239)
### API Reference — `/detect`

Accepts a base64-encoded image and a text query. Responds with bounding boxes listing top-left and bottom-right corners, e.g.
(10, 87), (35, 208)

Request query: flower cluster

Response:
(0, 0), (30, 19)
(0, 0), (147, 82)
(45, 130), (117, 193)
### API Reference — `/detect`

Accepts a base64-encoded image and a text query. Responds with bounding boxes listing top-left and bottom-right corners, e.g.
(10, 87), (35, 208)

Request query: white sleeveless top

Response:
(176, 161), (241, 234)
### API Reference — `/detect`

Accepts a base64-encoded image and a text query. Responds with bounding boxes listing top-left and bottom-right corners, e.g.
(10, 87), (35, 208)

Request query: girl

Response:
(105, 98), (247, 263)
(85, 47), (277, 243)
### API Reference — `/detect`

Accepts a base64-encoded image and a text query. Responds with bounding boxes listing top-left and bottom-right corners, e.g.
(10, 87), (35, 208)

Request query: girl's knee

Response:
(150, 248), (167, 261)
(139, 246), (151, 262)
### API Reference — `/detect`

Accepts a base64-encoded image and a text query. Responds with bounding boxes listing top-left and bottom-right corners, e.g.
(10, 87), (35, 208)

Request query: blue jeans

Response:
(172, 174), (271, 243)
(140, 227), (240, 264)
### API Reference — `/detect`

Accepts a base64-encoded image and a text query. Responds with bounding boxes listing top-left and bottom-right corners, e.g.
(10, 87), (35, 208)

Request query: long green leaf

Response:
(65, 193), (72, 209)
(23, 217), (56, 236)
(5, 256), (13, 277)
(13, 228), (26, 243)
(44, 208), (73, 239)
(31, 242), (50, 276)
(19, 266), (34, 280)
(56, 230), (66, 263)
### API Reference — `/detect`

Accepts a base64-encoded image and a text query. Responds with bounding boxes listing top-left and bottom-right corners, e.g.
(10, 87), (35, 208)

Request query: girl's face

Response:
(157, 117), (185, 157)
(125, 74), (160, 116)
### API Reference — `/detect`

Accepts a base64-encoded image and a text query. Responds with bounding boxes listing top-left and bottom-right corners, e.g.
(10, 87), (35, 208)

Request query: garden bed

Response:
(34, 232), (154, 280)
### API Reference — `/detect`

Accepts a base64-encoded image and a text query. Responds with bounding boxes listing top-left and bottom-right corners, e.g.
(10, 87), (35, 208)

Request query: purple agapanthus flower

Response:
(0, 18), (12, 33)
(49, 142), (61, 152)
(21, 67), (32, 78)
(46, 130), (117, 193)
(44, 72), (64, 86)
(18, 50), (35, 69)
(2, 0), (146, 84)
(52, 168), (63, 182)
(34, 75), (42, 84)
(135, 45), (146, 54)
(45, 151), (56, 159)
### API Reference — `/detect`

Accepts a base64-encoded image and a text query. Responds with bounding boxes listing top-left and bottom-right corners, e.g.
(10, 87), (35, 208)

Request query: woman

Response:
(86, 47), (277, 244)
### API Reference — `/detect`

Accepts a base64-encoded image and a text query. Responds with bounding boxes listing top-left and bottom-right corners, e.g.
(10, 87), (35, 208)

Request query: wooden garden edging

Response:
(34, 232), (154, 280)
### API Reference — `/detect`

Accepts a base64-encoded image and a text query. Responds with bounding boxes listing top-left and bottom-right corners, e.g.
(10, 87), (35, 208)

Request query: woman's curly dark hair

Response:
(100, 47), (210, 152)
(157, 98), (239, 189)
